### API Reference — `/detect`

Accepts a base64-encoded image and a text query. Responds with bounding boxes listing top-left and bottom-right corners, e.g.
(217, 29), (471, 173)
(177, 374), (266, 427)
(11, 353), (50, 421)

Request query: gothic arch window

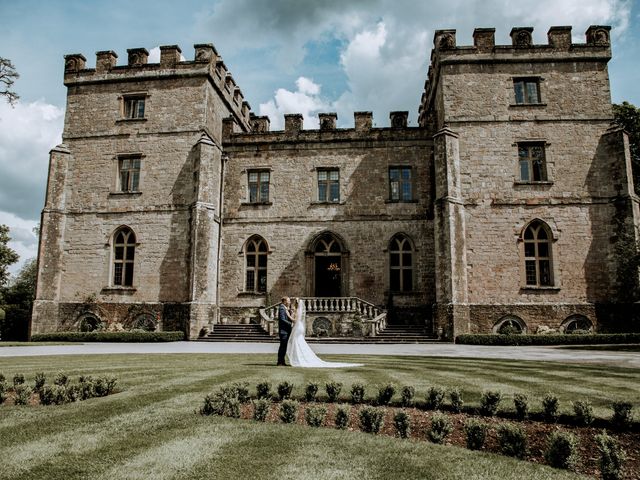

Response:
(523, 220), (553, 287)
(389, 233), (414, 292)
(112, 226), (136, 287)
(245, 235), (268, 292)
(493, 315), (527, 335)
(132, 313), (157, 332)
(561, 315), (593, 334)
(78, 313), (103, 332)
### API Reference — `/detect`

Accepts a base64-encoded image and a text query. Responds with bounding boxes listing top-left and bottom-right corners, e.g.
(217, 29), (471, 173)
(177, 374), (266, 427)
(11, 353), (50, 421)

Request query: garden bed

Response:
(455, 333), (640, 346)
(31, 331), (185, 342)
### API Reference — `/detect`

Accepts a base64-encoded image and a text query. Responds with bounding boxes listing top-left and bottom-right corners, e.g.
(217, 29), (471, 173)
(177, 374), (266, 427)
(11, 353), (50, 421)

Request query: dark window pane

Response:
(318, 184), (327, 202)
(524, 242), (535, 257)
(329, 170), (339, 181)
(114, 264), (123, 285)
(389, 168), (399, 180)
(514, 82), (524, 104)
(126, 246), (135, 260)
(524, 227), (534, 240)
(260, 182), (269, 202)
(248, 172), (258, 182)
(121, 171), (129, 191)
(525, 261), (537, 285)
(402, 252), (412, 266)
(137, 99), (145, 118)
(329, 183), (339, 202)
(260, 172), (269, 182)
(532, 159), (543, 181)
(537, 227), (548, 240)
(258, 240), (267, 252)
(390, 181), (399, 200)
(401, 239), (411, 251)
(258, 270), (267, 292)
(249, 184), (258, 203)
(401, 168), (411, 180)
(329, 241), (341, 253)
(124, 263), (134, 286)
(526, 82), (538, 103)
(390, 253), (400, 267)
(402, 182), (412, 200)
(318, 171), (327, 181)
(247, 241), (256, 252)
(520, 160), (530, 181)
(115, 246), (124, 260)
(537, 242), (549, 257)
(258, 254), (267, 267)
(390, 269), (400, 291)
(539, 260), (551, 285)
(245, 270), (255, 291)
(132, 171), (139, 191)
(518, 146), (528, 158)
(402, 269), (413, 291)
(246, 254), (256, 267)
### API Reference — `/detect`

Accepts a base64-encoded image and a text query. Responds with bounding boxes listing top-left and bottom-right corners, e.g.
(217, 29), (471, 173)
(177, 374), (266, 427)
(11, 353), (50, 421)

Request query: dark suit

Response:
(277, 303), (293, 365)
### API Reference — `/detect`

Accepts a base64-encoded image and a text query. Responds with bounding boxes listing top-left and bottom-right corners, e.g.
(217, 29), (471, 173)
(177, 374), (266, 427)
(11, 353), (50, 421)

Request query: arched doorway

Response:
(308, 232), (348, 297)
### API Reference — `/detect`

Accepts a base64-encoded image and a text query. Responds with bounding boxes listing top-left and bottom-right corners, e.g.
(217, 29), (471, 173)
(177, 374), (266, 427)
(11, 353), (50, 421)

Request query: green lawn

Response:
(0, 342), (70, 347)
(1, 353), (637, 480)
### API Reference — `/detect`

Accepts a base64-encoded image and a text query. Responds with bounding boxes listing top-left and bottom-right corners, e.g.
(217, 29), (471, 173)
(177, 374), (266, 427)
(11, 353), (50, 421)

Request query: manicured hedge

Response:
(455, 333), (640, 346)
(31, 331), (185, 342)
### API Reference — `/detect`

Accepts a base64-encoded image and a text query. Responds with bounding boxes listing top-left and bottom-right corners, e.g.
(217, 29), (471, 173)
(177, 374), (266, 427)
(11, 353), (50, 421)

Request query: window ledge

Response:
(101, 287), (137, 294)
(513, 181), (553, 186)
(109, 191), (142, 197)
(237, 291), (266, 297)
(520, 286), (560, 292)
(385, 199), (419, 204)
(116, 118), (147, 123)
(310, 201), (345, 206)
(509, 103), (547, 108)
(240, 201), (272, 206)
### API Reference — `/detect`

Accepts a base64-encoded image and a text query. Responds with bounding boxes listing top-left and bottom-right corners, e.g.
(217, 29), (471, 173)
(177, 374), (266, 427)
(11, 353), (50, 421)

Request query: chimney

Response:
(284, 114), (303, 133)
(473, 28), (495, 53)
(547, 26), (572, 50)
(96, 50), (117, 73)
(159, 45), (182, 67)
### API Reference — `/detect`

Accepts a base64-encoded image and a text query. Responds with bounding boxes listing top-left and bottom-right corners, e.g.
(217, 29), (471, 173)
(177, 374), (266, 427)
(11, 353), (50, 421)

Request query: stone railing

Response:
(259, 297), (387, 337)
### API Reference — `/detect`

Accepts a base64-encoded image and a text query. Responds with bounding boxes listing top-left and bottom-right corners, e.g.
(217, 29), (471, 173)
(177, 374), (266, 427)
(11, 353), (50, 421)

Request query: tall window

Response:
(113, 227), (136, 287)
(523, 220), (552, 287)
(389, 167), (413, 201)
(119, 156), (141, 192)
(513, 78), (540, 104)
(318, 169), (340, 203)
(123, 96), (145, 119)
(248, 170), (270, 203)
(518, 143), (547, 182)
(245, 236), (268, 292)
(389, 234), (414, 292)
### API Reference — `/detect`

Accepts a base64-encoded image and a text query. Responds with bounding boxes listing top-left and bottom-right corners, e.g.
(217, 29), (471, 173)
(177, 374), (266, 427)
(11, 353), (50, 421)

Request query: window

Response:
(389, 167), (413, 201)
(245, 236), (268, 292)
(118, 156), (141, 192)
(561, 315), (593, 334)
(113, 227), (136, 287)
(493, 316), (526, 335)
(513, 78), (540, 104)
(248, 170), (270, 203)
(318, 169), (340, 203)
(123, 96), (145, 119)
(518, 143), (547, 182)
(389, 234), (414, 292)
(523, 220), (553, 287)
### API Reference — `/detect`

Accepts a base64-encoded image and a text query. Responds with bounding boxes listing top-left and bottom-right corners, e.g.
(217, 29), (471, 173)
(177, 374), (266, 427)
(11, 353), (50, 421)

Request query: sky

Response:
(1, 0), (638, 275)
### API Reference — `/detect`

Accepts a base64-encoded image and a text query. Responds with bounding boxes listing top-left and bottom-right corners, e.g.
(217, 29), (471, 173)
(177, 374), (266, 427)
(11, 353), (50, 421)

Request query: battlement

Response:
(419, 25), (612, 127)
(63, 43), (251, 130)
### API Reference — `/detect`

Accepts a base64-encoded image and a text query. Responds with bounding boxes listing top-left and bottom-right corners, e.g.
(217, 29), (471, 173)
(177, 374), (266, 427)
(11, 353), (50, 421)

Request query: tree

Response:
(613, 102), (640, 190)
(0, 57), (19, 106)
(0, 224), (19, 289)
(1, 258), (36, 341)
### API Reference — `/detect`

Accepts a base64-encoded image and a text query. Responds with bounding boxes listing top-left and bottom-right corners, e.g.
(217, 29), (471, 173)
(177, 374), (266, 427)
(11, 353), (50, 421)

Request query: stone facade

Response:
(32, 26), (640, 339)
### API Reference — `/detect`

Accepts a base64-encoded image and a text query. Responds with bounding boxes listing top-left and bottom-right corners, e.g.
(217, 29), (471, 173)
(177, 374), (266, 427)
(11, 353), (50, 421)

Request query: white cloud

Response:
(259, 77), (330, 129)
(0, 211), (38, 276)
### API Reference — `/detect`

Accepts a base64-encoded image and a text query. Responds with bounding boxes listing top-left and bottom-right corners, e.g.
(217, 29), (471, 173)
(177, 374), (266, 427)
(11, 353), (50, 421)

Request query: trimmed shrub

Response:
(279, 400), (299, 424)
(497, 423), (528, 459)
(392, 410), (411, 438)
(611, 401), (633, 430)
(304, 382), (319, 402)
(0, 380), (7, 403)
(449, 387), (464, 413)
(377, 384), (396, 406)
(359, 406), (385, 434)
(277, 381), (294, 401)
(231, 382), (250, 403)
(400, 386), (415, 407)
(480, 390), (502, 416)
(543, 393), (560, 423)
(252, 399), (271, 422)
(425, 386), (446, 410)
(335, 405), (350, 429)
(428, 412), (454, 444)
(572, 400), (594, 426)
(79, 378), (95, 400)
(545, 431), (579, 470)
(350, 383), (365, 404)
(464, 419), (488, 450)
(0, 373), (4, 382)
(14, 385), (32, 405)
(94, 376), (117, 396)
(12, 374), (25, 387)
(325, 381), (342, 403)
(304, 405), (327, 427)
(596, 431), (626, 480)
(34, 372), (46, 392)
(455, 333), (640, 346)
(65, 384), (81, 402)
(31, 331), (185, 342)
(39, 384), (67, 405)
(514, 393), (529, 420)
(200, 387), (241, 417)
(256, 382), (272, 399)
(53, 372), (69, 387)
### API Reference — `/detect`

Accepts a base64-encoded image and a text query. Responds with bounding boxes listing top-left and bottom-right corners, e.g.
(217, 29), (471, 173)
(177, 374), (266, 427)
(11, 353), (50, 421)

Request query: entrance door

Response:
(315, 256), (341, 297)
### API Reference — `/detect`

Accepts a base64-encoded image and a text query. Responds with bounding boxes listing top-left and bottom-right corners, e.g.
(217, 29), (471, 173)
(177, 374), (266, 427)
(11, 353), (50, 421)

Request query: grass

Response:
(1, 353), (636, 480)
(0, 342), (71, 347)
(558, 344), (640, 352)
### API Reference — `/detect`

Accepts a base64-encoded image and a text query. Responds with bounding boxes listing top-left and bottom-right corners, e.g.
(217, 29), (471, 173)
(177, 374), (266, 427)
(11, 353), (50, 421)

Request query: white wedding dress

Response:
(287, 301), (362, 368)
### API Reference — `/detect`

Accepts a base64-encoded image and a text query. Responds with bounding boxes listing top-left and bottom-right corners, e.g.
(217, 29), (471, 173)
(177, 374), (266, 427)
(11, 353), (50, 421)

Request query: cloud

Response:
(148, 47), (187, 63)
(0, 211), (38, 276)
(259, 77), (330, 129)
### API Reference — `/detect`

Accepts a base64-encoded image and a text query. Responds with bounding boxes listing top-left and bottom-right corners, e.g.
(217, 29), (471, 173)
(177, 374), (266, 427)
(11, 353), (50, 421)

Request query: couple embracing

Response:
(277, 296), (361, 368)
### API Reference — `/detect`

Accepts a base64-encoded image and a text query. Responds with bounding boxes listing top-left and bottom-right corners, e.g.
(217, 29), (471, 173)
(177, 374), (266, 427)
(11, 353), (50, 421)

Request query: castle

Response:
(31, 25), (639, 340)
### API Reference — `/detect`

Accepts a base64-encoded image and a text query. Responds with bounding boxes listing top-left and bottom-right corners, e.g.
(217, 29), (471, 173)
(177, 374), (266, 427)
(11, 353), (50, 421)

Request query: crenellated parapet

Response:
(63, 43), (251, 131)
(419, 25), (612, 127)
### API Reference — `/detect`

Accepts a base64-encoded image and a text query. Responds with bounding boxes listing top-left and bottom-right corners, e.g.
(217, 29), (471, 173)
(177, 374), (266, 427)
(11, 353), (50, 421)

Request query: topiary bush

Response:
(359, 406), (385, 434)
(279, 400), (299, 424)
(497, 423), (528, 459)
(231, 382), (250, 403)
(13, 385), (32, 405)
(304, 382), (319, 402)
(39, 384), (67, 406)
(393, 410), (411, 438)
(425, 386), (445, 410)
(304, 405), (327, 427)
(611, 401), (633, 430)
(464, 419), (488, 450)
(572, 400), (594, 426)
(34, 372), (46, 392)
(596, 431), (626, 480)
(377, 384), (395, 406)
(428, 412), (453, 444)
(335, 405), (350, 429)
(543, 393), (560, 423)
(325, 381), (342, 403)
(277, 381), (294, 401)
(0, 380), (7, 403)
(480, 390), (502, 416)
(94, 376), (117, 397)
(53, 372), (69, 387)
(256, 381), (272, 400)
(12, 374), (25, 387)
(514, 393), (529, 420)
(545, 430), (579, 470)
(400, 386), (415, 407)
(252, 399), (270, 422)
(200, 386), (241, 417)
(449, 387), (463, 413)
(350, 383), (365, 404)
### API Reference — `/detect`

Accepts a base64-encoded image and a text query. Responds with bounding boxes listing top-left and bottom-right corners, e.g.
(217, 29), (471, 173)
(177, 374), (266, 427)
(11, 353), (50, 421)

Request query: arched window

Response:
(78, 313), (103, 332)
(523, 220), (553, 286)
(132, 313), (157, 332)
(389, 234), (414, 292)
(561, 315), (593, 334)
(245, 236), (268, 292)
(113, 227), (136, 287)
(492, 315), (527, 335)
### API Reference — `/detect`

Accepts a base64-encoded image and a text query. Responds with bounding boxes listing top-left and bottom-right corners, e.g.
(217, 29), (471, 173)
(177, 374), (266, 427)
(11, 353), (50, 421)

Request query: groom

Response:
(277, 296), (293, 366)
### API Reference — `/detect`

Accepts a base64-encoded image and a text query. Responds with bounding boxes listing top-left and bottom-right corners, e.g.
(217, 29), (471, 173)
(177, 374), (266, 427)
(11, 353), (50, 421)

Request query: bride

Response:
(287, 298), (362, 368)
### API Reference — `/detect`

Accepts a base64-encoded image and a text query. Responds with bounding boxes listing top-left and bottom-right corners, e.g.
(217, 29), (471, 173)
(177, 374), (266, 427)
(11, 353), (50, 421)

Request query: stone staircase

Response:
(200, 324), (274, 342)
